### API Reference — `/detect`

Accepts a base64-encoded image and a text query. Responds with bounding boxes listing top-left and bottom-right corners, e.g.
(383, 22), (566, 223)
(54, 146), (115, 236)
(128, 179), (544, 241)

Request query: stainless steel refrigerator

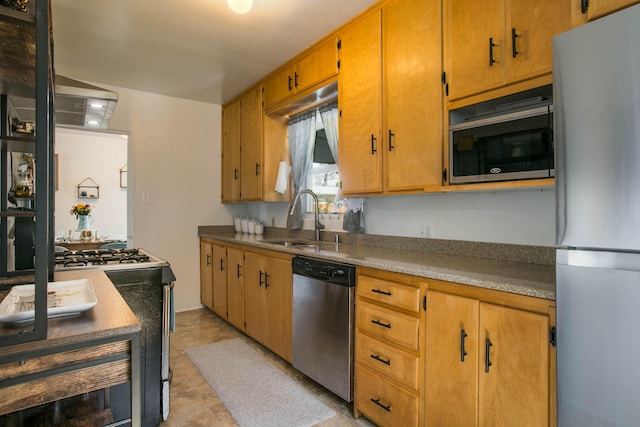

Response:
(553, 4), (640, 426)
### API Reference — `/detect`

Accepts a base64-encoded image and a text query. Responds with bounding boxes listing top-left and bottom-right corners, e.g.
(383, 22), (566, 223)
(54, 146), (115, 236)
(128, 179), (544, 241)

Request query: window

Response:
(306, 110), (342, 214)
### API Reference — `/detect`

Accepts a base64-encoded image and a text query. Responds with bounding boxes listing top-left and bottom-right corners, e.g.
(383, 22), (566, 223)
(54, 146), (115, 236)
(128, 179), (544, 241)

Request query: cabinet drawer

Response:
(357, 301), (420, 350)
(356, 333), (420, 390)
(355, 366), (419, 427)
(357, 275), (421, 313)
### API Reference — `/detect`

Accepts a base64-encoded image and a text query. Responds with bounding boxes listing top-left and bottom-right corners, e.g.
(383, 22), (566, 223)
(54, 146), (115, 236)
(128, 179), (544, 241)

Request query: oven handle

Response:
(163, 283), (174, 336)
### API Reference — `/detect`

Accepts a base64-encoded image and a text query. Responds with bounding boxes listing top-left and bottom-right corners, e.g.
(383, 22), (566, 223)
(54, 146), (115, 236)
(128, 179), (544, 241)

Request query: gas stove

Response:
(54, 248), (169, 271)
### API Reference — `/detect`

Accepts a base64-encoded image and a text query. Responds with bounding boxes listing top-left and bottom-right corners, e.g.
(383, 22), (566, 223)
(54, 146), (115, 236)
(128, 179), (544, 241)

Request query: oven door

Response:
(449, 105), (554, 184)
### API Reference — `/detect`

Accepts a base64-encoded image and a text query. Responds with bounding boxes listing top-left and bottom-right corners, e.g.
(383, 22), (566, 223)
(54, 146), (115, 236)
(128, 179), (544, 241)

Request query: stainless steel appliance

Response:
(55, 248), (175, 426)
(553, 5), (640, 425)
(449, 98), (554, 184)
(292, 256), (355, 402)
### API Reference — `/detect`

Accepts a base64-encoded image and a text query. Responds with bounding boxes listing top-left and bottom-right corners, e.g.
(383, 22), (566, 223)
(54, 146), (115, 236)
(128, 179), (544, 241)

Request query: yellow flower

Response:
(70, 203), (93, 218)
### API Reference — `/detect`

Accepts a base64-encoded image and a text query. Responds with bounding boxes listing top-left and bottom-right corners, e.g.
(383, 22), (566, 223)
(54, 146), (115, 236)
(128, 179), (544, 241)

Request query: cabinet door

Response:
(425, 291), (479, 426)
(222, 100), (241, 202)
(199, 240), (214, 310)
(444, 0), (505, 100)
(226, 247), (245, 330)
(264, 256), (293, 362)
(240, 85), (263, 201)
(479, 303), (550, 427)
(212, 244), (228, 318)
(505, 0), (573, 84)
(243, 252), (269, 345)
(587, 0), (639, 20)
(296, 37), (338, 93)
(383, 0), (443, 191)
(338, 10), (383, 195)
(263, 66), (295, 111)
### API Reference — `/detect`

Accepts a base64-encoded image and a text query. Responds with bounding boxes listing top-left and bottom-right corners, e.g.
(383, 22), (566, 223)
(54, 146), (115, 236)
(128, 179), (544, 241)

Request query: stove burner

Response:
(55, 248), (153, 268)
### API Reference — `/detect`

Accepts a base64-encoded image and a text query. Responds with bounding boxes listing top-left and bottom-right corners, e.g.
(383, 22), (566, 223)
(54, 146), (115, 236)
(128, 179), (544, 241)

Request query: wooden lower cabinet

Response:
(226, 247), (245, 330)
(212, 243), (228, 317)
(354, 268), (426, 427)
(199, 239), (214, 310)
(425, 284), (556, 427)
(244, 250), (293, 362)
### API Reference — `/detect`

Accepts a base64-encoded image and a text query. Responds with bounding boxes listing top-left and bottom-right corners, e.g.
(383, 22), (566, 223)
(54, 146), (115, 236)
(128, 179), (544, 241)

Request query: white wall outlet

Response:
(419, 225), (431, 238)
(141, 192), (150, 203)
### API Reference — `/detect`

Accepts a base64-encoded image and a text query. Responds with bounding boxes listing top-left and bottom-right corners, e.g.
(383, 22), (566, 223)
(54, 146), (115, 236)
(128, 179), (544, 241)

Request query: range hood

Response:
(8, 75), (118, 129)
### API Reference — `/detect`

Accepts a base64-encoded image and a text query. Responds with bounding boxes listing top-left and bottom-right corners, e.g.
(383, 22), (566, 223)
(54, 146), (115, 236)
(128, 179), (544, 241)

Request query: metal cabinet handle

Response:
(259, 270), (264, 287)
(234, 168), (239, 180)
(388, 129), (395, 151)
(511, 28), (519, 58)
(581, 0), (588, 14)
(371, 319), (391, 329)
(460, 329), (468, 362)
(485, 338), (493, 373)
(255, 162), (261, 176)
(370, 398), (391, 412)
(371, 289), (392, 296)
(489, 37), (496, 66)
(265, 273), (270, 289)
(371, 134), (377, 154)
(371, 354), (391, 366)
(237, 264), (242, 278)
(206, 254), (211, 266)
(220, 258), (225, 271)
(288, 75), (293, 91)
(294, 72), (299, 88)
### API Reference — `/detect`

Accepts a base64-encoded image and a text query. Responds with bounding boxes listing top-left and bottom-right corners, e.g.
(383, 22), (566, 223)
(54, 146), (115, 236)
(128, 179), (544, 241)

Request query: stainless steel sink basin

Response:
(263, 240), (319, 248)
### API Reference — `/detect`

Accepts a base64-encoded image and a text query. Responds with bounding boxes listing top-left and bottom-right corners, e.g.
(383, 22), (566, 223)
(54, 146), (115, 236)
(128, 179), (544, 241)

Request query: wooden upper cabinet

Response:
(444, 0), (573, 102)
(263, 37), (339, 109)
(383, 0), (442, 192)
(221, 99), (241, 202)
(339, 0), (442, 195)
(338, 10), (383, 195)
(239, 85), (263, 201)
(587, 0), (640, 20)
(444, 0), (505, 101)
(505, 0), (574, 83)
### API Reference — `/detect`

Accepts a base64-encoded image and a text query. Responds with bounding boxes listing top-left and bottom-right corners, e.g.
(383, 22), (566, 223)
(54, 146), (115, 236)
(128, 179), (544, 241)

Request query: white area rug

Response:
(185, 338), (336, 427)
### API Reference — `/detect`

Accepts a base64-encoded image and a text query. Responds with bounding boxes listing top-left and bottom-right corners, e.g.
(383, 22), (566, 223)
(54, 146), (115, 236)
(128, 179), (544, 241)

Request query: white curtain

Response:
(319, 100), (338, 163)
(286, 109), (316, 229)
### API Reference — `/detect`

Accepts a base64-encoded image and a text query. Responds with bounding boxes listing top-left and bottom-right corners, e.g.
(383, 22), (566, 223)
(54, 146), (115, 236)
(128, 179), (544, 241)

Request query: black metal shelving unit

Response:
(0, 0), (54, 346)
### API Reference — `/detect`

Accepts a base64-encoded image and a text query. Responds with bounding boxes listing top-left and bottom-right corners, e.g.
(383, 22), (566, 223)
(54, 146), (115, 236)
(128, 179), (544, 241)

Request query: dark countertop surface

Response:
(199, 228), (556, 301)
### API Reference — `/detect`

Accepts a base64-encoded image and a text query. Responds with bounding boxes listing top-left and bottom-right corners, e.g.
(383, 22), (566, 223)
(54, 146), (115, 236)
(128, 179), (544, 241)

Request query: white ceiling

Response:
(51, 0), (380, 105)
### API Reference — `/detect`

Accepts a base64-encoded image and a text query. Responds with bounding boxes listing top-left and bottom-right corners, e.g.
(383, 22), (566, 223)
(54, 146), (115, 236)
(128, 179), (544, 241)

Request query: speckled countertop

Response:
(198, 226), (556, 301)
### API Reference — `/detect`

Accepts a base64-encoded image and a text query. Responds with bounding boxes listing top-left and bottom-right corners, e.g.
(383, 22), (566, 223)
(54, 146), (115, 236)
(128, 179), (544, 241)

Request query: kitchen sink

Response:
(263, 240), (319, 248)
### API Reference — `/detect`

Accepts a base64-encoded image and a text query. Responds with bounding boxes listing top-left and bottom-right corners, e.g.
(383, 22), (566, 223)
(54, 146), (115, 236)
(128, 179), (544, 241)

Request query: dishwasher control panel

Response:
(292, 256), (355, 286)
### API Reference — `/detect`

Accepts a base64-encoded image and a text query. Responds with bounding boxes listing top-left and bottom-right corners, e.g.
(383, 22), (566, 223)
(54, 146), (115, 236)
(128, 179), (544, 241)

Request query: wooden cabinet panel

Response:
(356, 333), (420, 390)
(357, 300), (420, 351)
(425, 290), (479, 426)
(587, 0), (639, 20)
(357, 274), (421, 313)
(263, 66), (295, 109)
(383, 0), (443, 191)
(199, 239), (214, 310)
(444, 0), (505, 100)
(226, 247), (245, 330)
(244, 252), (269, 345)
(239, 85), (263, 201)
(338, 10), (383, 195)
(505, 0), (573, 83)
(212, 243), (228, 318)
(479, 303), (550, 427)
(221, 100), (241, 202)
(355, 366), (420, 427)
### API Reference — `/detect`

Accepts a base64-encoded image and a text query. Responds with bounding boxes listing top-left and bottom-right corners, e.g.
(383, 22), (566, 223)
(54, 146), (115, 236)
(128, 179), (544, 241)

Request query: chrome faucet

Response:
(289, 189), (325, 241)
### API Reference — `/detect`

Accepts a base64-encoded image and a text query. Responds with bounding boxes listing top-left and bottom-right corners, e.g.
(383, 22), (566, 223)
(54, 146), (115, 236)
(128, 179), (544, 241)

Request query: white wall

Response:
(54, 128), (128, 240)
(99, 83), (234, 312)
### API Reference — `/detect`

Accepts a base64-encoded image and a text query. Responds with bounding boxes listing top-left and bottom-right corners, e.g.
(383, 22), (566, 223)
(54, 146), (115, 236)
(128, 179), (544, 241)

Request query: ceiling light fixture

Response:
(226, 0), (253, 14)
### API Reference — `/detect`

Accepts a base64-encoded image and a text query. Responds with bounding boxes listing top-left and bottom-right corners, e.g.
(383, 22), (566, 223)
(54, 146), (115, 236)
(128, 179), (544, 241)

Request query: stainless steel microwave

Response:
(449, 104), (554, 184)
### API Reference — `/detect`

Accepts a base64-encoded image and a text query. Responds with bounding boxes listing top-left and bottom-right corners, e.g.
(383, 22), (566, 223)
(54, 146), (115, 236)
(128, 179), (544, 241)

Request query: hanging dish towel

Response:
(343, 198), (365, 233)
(274, 161), (291, 194)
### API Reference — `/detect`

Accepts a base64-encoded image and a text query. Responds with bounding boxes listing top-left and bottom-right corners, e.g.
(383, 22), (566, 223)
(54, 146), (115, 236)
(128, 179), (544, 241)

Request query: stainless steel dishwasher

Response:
(292, 256), (356, 402)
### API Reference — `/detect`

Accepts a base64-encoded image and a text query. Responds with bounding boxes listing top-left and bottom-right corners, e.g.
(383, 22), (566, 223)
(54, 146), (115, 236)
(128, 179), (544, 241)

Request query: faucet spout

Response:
(289, 189), (325, 241)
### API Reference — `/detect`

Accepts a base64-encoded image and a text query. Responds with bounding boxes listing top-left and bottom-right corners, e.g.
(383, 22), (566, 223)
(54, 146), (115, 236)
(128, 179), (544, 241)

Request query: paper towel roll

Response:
(275, 161), (290, 194)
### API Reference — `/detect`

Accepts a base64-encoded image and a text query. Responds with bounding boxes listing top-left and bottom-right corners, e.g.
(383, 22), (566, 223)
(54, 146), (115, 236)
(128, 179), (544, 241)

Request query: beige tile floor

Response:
(161, 308), (375, 427)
